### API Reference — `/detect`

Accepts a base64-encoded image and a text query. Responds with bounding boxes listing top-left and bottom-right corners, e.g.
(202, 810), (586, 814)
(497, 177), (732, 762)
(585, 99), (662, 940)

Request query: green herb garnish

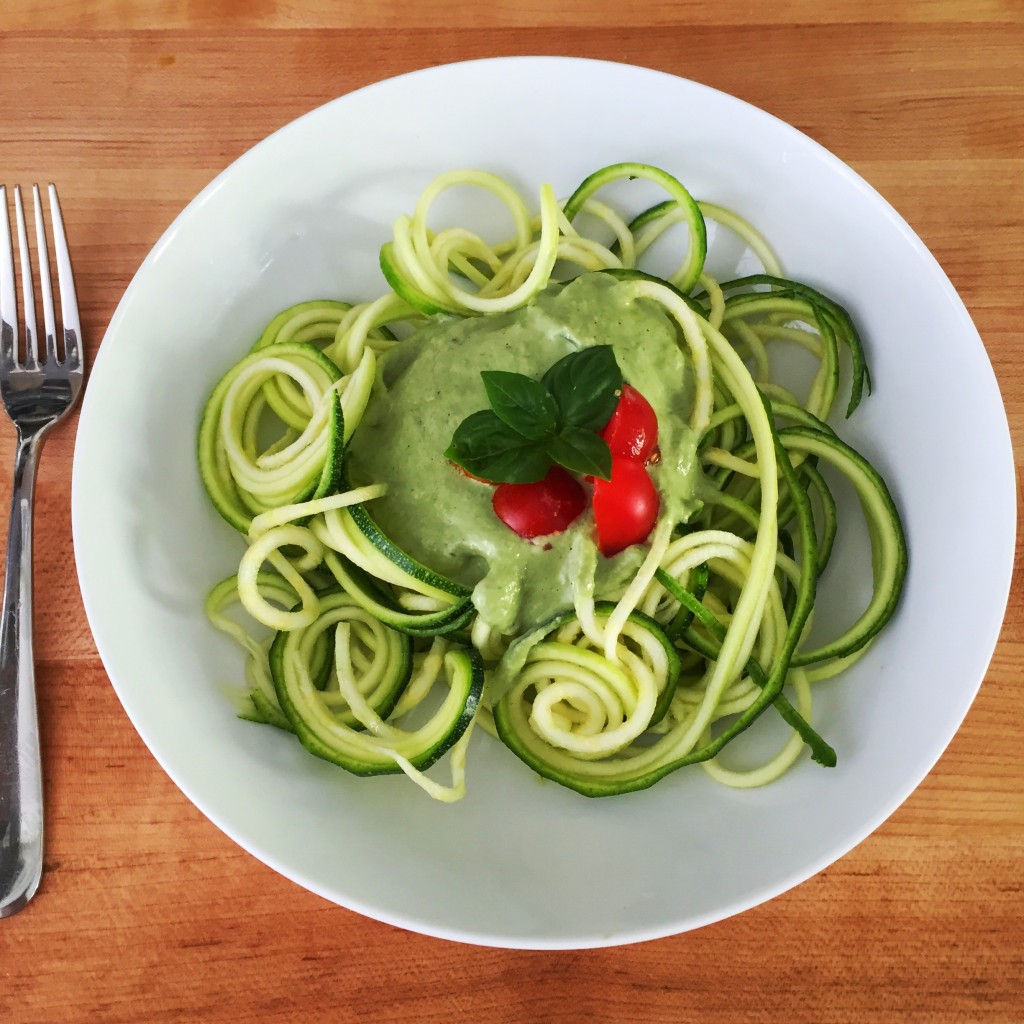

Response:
(445, 346), (622, 484)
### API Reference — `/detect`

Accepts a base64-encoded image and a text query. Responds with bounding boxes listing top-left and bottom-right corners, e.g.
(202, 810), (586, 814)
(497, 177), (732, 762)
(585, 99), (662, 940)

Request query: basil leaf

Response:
(546, 429), (612, 481)
(463, 445), (552, 484)
(542, 345), (622, 432)
(445, 410), (552, 484)
(481, 370), (558, 440)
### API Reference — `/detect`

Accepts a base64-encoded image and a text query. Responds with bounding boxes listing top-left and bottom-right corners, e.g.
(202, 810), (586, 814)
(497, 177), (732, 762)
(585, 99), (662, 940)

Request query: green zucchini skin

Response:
(197, 342), (345, 534)
(716, 274), (870, 416)
(779, 426), (908, 666)
(249, 688), (294, 733)
(542, 601), (682, 725)
(311, 393), (346, 502)
(269, 588), (413, 736)
(562, 162), (708, 292)
(278, 641), (482, 777)
(251, 299), (354, 353)
(379, 242), (461, 317)
(493, 603), (684, 796)
(268, 586), (482, 776)
(324, 550), (473, 637)
(345, 502), (472, 601)
(320, 461), (473, 607)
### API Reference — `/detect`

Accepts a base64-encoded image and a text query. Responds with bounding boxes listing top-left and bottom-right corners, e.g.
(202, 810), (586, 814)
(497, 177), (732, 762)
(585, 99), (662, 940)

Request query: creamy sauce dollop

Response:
(346, 273), (701, 634)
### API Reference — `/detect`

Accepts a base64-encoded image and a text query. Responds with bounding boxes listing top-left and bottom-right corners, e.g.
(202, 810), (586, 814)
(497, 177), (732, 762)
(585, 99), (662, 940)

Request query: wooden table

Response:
(1, 3), (1021, 1021)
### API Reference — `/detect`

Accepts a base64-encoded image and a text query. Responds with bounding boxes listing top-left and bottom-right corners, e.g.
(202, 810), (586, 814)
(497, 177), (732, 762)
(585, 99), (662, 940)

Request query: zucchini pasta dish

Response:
(198, 162), (907, 801)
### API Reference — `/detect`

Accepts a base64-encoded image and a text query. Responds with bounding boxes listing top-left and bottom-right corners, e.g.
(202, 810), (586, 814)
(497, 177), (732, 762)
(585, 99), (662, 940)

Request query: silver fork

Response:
(0, 184), (83, 918)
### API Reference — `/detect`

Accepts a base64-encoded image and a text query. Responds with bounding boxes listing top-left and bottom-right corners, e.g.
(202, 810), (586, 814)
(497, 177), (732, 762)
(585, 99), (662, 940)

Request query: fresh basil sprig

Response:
(445, 346), (622, 484)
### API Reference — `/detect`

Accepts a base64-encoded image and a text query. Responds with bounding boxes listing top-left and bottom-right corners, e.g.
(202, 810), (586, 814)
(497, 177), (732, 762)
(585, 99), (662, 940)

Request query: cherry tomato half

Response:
(600, 384), (658, 462)
(592, 455), (660, 556)
(492, 466), (587, 540)
(451, 461), (491, 484)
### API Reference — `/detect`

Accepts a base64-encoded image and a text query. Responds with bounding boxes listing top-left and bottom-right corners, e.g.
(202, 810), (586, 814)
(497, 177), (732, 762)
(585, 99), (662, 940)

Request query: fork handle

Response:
(0, 431), (44, 918)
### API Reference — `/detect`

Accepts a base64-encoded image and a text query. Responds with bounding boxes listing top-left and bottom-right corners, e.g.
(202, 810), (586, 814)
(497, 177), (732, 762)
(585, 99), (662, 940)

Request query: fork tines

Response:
(0, 183), (82, 371)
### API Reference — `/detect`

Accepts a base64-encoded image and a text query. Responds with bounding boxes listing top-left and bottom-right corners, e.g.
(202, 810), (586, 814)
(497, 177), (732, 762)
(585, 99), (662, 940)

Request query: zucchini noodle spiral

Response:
(199, 162), (907, 801)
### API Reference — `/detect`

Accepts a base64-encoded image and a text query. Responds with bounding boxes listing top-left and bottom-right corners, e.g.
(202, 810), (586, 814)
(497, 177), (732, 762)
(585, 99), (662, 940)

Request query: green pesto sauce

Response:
(346, 273), (701, 635)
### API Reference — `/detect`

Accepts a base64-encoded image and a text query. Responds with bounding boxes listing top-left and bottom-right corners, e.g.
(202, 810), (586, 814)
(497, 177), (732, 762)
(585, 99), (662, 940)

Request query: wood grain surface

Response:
(0, 3), (1021, 1022)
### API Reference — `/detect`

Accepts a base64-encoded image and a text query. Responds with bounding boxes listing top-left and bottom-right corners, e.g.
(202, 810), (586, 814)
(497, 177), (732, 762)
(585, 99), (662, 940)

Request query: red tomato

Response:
(451, 461), (491, 484)
(592, 455), (660, 556)
(600, 385), (658, 462)
(492, 467), (587, 540)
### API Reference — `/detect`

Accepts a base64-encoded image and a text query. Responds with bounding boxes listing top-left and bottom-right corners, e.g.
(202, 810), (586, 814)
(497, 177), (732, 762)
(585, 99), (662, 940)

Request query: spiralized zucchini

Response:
(199, 163), (907, 801)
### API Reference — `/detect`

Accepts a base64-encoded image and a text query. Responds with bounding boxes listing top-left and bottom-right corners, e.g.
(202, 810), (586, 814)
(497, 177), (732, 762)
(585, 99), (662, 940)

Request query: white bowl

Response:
(72, 57), (1016, 948)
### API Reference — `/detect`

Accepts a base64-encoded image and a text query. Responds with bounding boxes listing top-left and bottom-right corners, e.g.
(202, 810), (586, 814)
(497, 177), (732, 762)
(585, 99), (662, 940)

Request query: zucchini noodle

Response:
(198, 162), (907, 802)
